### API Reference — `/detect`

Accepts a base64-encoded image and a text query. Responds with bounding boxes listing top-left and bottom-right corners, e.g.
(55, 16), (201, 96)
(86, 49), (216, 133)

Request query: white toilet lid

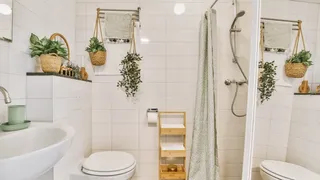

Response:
(260, 160), (320, 180)
(82, 151), (136, 176)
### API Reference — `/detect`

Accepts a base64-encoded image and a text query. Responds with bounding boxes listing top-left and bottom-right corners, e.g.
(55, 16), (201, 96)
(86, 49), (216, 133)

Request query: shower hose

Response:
(231, 82), (246, 117)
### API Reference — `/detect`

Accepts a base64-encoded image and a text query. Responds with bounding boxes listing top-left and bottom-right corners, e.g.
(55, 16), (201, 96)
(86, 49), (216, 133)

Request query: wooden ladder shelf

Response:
(158, 111), (187, 180)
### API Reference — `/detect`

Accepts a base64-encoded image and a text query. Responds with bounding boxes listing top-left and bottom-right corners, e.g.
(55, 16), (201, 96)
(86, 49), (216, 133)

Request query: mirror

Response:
(248, 0), (320, 180)
(0, 0), (12, 42)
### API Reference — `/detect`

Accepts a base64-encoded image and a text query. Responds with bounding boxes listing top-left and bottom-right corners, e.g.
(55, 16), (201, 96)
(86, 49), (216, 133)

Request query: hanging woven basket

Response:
(89, 51), (107, 66)
(88, 8), (107, 66)
(40, 53), (62, 73)
(285, 20), (309, 78)
(285, 63), (307, 78)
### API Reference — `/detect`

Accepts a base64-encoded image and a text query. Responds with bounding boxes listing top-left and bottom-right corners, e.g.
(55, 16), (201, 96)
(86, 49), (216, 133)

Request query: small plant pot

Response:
(285, 63), (308, 78)
(89, 51), (106, 66)
(40, 53), (62, 73)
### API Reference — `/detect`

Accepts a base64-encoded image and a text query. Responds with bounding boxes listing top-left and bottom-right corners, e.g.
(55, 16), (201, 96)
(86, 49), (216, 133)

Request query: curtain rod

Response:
(261, 17), (299, 24)
(211, 0), (219, 8)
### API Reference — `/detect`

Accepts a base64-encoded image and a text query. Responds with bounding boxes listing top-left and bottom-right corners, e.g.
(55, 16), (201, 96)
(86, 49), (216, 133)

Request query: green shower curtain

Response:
(188, 9), (220, 180)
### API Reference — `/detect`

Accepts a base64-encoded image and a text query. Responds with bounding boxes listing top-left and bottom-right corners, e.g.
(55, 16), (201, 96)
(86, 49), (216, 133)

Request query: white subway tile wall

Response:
(76, 0), (253, 179)
(252, 85), (294, 180)
(287, 96), (320, 174)
(26, 76), (92, 180)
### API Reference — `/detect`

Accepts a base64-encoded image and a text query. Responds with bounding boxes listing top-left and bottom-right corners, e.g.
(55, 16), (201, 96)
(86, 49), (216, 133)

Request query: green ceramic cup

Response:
(8, 105), (26, 125)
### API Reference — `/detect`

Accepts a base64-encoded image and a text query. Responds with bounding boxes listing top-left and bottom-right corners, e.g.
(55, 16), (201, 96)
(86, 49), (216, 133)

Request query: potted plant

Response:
(85, 37), (106, 66)
(285, 50), (312, 78)
(258, 61), (277, 104)
(29, 33), (68, 73)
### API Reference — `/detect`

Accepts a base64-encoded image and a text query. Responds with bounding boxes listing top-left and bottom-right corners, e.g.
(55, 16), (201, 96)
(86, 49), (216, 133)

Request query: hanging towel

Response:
(104, 13), (132, 39)
(264, 22), (292, 50)
(188, 9), (220, 180)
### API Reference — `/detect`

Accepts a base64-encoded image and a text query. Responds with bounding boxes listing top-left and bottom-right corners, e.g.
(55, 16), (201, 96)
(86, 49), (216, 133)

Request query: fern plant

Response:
(85, 37), (106, 53)
(258, 61), (277, 104)
(286, 50), (313, 66)
(29, 33), (68, 59)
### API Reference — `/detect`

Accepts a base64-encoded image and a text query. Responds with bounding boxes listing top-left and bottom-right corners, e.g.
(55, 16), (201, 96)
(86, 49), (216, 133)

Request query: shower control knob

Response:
(225, 79), (232, 86)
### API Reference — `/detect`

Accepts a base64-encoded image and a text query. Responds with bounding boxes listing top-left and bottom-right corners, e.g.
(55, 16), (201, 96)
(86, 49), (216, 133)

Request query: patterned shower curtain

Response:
(188, 9), (219, 180)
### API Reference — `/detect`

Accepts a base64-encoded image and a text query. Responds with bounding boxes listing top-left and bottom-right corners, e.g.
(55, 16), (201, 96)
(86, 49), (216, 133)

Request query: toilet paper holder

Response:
(147, 108), (158, 113)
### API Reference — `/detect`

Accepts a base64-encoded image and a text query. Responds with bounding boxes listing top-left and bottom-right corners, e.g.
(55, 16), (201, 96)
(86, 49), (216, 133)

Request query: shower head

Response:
(230, 10), (246, 30)
(236, 11), (246, 18)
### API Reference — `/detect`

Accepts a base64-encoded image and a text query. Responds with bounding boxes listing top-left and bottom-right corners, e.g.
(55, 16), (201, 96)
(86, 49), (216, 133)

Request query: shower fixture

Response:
(229, 10), (248, 82)
(230, 11), (245, 32)
(226, 10), (247, 117)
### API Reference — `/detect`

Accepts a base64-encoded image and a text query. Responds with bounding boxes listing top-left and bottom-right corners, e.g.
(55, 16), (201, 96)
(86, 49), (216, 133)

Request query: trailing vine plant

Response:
(117, 52), (143, 97)
(258, 61), (277, 103)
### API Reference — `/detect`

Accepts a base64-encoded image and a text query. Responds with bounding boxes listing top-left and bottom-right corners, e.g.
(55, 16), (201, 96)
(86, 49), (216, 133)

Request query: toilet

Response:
(81, 151), (136, 180)
(260, 160), (320, 180)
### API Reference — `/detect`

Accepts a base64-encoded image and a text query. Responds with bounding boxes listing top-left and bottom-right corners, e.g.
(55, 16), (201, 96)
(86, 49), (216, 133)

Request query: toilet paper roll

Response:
(147, 112), (158, 124)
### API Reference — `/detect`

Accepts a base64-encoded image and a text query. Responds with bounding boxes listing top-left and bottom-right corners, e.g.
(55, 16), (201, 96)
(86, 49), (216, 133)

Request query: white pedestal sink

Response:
(0, 125), (75, 180)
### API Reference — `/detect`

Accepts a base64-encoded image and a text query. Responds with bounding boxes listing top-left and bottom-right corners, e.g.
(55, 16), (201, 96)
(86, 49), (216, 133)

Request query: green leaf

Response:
(30, 33), (39, 44)
(86, 37), (106, 53)
(287, 50), (313, 67)
(29, 33), (68, 60)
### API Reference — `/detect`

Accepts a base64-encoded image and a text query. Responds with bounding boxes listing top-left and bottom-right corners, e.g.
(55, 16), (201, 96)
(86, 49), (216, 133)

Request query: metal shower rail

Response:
(98, 7), (141, 26)
(260, 17), (300, 31)
(261, 17), (299, 23)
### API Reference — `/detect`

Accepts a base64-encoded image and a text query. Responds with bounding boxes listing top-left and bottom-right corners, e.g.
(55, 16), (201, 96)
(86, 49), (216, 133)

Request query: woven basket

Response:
(285, 63), (308, 78)
(40, 53), (62, 73)
(89, 51), (106, 66)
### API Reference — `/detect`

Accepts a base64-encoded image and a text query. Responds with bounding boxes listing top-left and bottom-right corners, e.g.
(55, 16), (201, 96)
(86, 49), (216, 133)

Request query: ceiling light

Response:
(174, 3), (185, 15)
(140, 37), (150, 44)
(0, 4), (12, 15)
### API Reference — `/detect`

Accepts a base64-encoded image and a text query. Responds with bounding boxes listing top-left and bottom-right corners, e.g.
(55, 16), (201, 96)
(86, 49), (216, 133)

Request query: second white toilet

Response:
(260, 160), (320, 180)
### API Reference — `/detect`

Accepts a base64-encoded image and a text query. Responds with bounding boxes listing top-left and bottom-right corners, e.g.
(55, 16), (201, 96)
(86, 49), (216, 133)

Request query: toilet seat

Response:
(82, 151), (136, 176)
(260, 160), (320, 180)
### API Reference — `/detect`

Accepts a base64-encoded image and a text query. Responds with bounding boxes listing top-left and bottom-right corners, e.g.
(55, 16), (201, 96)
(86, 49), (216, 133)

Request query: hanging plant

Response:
(85, 8), (107, 66)
(285, 21), (312, 78)
(117, 21), (142, 97)
(258, 61), (277, 104)
(117, 53), (142, 97)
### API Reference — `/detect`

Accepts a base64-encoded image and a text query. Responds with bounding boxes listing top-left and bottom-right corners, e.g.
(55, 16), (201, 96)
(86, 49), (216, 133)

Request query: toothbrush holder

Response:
(8, 105), (26, 125)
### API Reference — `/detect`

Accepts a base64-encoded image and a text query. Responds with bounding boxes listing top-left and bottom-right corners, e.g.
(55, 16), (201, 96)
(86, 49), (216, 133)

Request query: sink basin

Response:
(0, 125), (75, 180)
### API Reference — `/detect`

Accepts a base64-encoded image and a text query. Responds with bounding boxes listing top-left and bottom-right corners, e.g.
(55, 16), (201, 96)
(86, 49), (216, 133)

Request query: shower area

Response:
(188, 0), (253, 179)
